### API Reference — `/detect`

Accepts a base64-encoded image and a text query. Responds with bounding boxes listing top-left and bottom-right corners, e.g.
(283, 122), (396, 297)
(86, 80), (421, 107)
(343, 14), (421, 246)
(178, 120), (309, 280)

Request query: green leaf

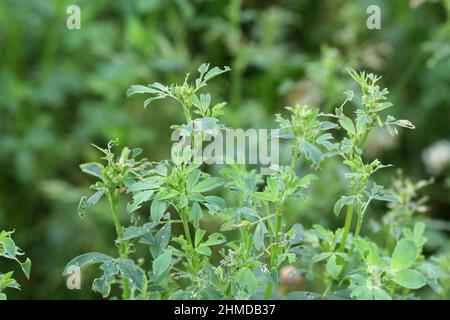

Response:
(78, 189), (107, 219)
(127, 177), (164, 192)
(143, 96), (164, 108)
(301, 141), (323, 165)
(92, 261), (118, 297)
(186, 169), (201, 190)
(254, 191), (275, 202)
(254, 222), (267, 251)
(267, 177), (278, 198)
(312, 252), (332, 263)
(395, 119), (415, 129)
(127, 85), (156, 97)
(355, 239), (380, 265)
(204, 196), (226, 210)
(212, 102), (227, 116)
(333, 196), (354, 217)
(351, 285), (373, 300)
(197, 63), (209, 78)
(191, 177), (224, 193)
(179, 194), (188, 208)
(203, 233), (226, 247)
(236, 267), (257, 294)
(373, 287), (392, 300)
(195, 229), (206, 248)
(204, 66), (231, 81)
(154, 164), (168, 176)
(374, 102), (393, 112)
(152, 250), (172, 279)
(2, 238), (16, 257)
(195, 245), (212, 256)
(313, 225), (334, 244)
(373, 194), (401, 203)
(63, 252), (113, 275)
(288, 223), (304, 245)
(117, 259), (148, 293)
(191, 202), (203, 226)
(326, 255), (341, 280)
(339, 116), (355, 137)
(150, 199), (167, 222)
(20, 258), (31, 279)
(87, 189), (106, 206)
(127, 190), (154, 213)
(119, 223), (155, 242)
(79, 163), (104, 179)
(199, 94), (211, 113)
(390, 239), (418, 272)
(147, 223), (171, 259)
(78, 196), (88, 218)
(392, 269), (426, 289)
(150, 82), (169, 92)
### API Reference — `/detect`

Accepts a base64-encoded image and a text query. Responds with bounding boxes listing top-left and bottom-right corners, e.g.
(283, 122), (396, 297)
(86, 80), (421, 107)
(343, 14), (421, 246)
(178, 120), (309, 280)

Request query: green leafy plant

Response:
(0, 230), (31, 300)
(65, 64), (447, 300)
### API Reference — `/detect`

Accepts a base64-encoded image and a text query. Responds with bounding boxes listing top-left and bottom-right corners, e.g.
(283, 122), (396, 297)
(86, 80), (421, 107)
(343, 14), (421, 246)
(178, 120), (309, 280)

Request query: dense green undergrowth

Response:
(61, 64), (449, 300)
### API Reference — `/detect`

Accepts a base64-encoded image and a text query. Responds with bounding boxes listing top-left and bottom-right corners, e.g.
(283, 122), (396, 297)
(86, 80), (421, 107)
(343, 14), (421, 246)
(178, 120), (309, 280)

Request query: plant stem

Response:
(337, 199), (369, 283)
(263, 153), (298, 299)
(321, 283), (332, 299)
(108, 191), (130, 300)
(271, 214), (283, 264)
(181, 213), (193, 247)
(337, 211), (363, 286)
(336, 189), (355, 264)
(263, 282), (273, 300)
(264, 195), (286, 299)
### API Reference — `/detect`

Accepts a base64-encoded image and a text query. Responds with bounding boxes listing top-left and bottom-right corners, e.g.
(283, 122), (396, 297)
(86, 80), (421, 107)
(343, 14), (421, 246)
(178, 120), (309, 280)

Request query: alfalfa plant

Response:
(0, 230), (31, 300)
(65, 63), (443, 300)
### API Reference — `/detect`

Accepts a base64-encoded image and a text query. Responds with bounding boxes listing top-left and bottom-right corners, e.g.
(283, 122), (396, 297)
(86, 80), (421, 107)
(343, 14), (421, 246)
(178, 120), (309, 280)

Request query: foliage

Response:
(64, 64), (448, 300)
(0, 0), (448, 299)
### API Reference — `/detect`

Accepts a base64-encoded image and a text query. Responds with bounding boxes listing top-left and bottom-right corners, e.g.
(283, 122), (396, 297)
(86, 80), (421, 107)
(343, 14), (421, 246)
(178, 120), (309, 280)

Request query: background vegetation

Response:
(0, 0), (449, 299)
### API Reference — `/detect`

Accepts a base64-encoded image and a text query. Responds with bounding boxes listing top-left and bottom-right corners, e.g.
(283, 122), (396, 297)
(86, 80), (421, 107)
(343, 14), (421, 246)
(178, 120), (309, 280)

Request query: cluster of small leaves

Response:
(0, 230), (31, 300)
(275, 104), (337, 167)
(127, 63), (230, 119)
(77, 139), (151, 219)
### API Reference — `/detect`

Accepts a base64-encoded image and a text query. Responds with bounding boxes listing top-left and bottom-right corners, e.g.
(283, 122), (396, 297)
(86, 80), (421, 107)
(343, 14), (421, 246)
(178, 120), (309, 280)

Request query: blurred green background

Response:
(0, 0), (449, 299)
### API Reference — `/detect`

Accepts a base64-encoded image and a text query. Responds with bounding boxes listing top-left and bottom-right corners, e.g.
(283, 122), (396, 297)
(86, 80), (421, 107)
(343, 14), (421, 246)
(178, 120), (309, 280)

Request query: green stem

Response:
(264, 197), (286, 299)
(263, 282), (273, 300)
(321, 283), (332, 299)
(184, 107), (192, 123)
(338, 200), (368, 284)
(270, 214), (283, 265)
(335, 126), (369, 264)
(181, 213), (193, 247)
(336, 191), (355, 264)
(324, 200), (353, 298)
(263, 153), (298, 299)
(108, 191), (130, 300)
